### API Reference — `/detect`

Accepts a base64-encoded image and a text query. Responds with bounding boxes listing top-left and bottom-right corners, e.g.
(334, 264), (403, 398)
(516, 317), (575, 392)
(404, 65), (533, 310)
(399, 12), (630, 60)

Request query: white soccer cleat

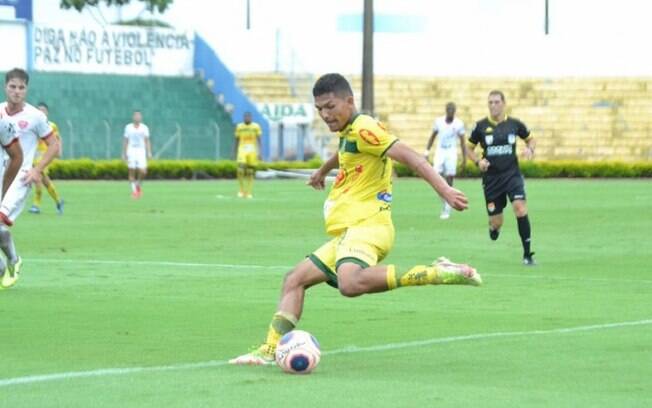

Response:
(439, 212), (450, 220)
(229, 344), (275, 366)
(433, 256), (482, 286)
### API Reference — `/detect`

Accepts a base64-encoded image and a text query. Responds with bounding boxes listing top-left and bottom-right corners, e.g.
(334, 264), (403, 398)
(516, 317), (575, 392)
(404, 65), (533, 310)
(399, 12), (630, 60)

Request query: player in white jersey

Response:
(424, 102), (466, 219)
(0, 68), (60, 289)
(122, 110), (152, 199)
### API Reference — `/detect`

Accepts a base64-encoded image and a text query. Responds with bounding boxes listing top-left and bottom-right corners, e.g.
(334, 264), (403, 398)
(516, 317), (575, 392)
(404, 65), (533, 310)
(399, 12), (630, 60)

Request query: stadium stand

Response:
(21, 72), (235, 160)
(238, 74), (652, 161)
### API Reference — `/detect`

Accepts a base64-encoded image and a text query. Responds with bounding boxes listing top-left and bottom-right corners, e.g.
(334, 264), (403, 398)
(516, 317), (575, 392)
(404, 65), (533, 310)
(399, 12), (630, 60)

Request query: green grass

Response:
(1, 178), (651, 407)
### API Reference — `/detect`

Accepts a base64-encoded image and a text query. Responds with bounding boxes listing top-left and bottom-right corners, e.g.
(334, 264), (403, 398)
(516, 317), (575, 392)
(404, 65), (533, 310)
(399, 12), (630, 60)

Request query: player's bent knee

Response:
(513, 200), (528, 217)
(336, 264), (365, 297)
(337, 281), (363, 298)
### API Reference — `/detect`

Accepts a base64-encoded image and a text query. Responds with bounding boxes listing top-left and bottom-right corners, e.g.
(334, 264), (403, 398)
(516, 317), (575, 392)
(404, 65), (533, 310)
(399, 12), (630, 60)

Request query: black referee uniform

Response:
(468, 116), (535, 263)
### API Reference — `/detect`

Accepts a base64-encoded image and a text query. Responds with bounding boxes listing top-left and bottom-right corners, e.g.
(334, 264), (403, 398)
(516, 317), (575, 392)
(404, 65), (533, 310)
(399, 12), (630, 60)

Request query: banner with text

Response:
(32, 24), (194, 76)
(258, 102), (314, 125)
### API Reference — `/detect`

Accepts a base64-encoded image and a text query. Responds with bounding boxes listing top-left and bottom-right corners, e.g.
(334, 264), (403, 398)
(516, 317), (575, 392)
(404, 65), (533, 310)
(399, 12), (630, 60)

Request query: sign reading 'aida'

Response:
(32, 24), (194, 76)
(258, 103), (314, 125)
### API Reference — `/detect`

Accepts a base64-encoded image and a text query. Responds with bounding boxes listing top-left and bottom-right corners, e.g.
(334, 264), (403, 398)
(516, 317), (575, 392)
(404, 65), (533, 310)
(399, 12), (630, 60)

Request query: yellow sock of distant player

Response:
(386, 264), (442, 289)
(46, 183), (61, 203)
(236, 168), (245, 193)
(246, 169), (254, 194)
(264, 311), (298, 348)
(34, 185), (43, 207)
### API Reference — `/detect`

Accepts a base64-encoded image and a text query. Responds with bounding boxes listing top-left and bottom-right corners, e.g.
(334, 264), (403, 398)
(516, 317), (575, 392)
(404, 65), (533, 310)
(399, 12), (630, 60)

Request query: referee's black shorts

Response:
(482, 172), (526, 216)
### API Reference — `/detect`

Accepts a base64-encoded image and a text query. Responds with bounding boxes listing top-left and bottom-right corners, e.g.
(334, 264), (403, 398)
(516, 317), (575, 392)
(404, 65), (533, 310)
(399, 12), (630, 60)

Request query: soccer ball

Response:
(275, 330), (321, 374)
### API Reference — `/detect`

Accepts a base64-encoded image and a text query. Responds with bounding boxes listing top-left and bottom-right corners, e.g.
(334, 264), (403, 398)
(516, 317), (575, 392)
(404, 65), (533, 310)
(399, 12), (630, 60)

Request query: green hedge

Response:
(47, 157), (323, 180)
(47, 159), (651, 179)
(395, 161), (652, 178)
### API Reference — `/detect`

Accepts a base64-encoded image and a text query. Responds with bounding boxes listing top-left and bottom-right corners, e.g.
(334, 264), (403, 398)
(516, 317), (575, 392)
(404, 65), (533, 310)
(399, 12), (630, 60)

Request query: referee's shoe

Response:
(523, 252), (536, 266)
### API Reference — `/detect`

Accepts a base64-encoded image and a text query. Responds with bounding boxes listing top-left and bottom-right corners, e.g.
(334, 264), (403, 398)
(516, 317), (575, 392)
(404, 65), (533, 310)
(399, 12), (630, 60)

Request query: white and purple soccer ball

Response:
(275, 330), (321, 374)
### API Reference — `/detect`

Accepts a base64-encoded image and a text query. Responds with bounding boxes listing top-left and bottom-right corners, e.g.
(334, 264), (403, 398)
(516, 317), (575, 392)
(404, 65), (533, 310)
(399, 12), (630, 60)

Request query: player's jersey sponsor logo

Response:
(508, 134), (516, 144)
(486, 126), (493, 133)
(359, 129), (380, 145)
(377, 191), (392, 203)
(486, 144), (513, 156)
(485, 135), (494, 145)
(334, 168), (347, 187)
(18, 120), (28, 129)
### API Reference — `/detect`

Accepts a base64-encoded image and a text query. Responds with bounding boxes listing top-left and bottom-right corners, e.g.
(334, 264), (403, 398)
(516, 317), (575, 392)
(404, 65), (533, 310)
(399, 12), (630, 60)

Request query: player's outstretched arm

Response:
(307, 153), (339, 190)
(387, 142), (468, 211)
(2, 142), (23, 197)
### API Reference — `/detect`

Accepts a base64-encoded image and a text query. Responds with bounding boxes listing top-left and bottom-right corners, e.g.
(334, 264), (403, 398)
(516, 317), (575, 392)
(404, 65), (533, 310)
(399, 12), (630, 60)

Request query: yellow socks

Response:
(244, 168), (254, 196)
(47, 183), (61, 203)
(34, 185), (43, 207)
(237, 168), (245, 195)
(386, 264), (440, 289)
(264, 312), (298, 348)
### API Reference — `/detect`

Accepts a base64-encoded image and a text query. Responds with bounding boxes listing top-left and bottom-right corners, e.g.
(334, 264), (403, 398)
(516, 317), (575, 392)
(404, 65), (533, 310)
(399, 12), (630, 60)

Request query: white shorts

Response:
(434, 149), (458, 176)
(0, 167), (32, 225)
(127, 149), (148, 170)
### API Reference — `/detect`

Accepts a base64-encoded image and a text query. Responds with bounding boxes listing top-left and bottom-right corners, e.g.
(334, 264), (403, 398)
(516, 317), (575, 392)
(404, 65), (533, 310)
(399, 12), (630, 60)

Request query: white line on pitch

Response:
(0, 318), (650, 388)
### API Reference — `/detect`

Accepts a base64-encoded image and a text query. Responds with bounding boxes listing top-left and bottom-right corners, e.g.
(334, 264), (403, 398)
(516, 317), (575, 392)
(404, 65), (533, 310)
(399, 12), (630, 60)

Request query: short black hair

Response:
(37, 102), (49, 110)
(5, 68), (29, 85)
(312, 73), (353, 98)
(488, 90), (505, 102)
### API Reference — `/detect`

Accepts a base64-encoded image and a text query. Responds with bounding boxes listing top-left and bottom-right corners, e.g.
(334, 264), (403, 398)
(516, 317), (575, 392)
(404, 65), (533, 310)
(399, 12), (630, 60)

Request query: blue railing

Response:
(193, 34), (270, 160)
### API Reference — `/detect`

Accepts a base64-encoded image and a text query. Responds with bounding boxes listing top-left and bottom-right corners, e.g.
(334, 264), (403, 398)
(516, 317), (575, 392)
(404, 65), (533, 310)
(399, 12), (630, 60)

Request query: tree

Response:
(60, 0), (173, 13)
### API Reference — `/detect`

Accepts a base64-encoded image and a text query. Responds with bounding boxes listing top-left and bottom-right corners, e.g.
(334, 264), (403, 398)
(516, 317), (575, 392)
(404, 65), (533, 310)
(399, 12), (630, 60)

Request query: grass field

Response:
(0, 178), (650, 407)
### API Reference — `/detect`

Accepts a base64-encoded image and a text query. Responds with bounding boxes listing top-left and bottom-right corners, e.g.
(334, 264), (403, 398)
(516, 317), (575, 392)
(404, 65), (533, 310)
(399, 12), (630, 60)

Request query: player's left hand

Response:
(443, 187), (469, 211)
(306, 169), (326, 190)
(23, 168), (42, 185)
(524, 147), (535, 160)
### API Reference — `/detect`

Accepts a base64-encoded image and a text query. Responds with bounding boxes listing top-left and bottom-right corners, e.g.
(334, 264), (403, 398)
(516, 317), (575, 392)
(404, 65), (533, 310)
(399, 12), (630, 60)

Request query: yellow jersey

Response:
(35, 121), (60, 161)
(324, 114), (398, 236)
(235, 122), (261, 153)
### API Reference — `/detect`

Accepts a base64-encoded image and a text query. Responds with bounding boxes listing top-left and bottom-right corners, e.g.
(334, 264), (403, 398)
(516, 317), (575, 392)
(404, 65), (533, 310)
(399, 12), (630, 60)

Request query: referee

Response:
(466, 90), (537, 265)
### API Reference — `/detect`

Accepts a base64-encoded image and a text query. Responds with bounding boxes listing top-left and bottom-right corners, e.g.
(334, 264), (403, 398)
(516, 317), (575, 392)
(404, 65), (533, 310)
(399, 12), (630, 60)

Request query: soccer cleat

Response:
(237, 191), (245, 198)
(56, 200), (64, 215)
(439, 212), (450, 220)
(432, 257), (482, 286)
(29, 205), (41, 214)
(1, 256), (22, 289)
(229, 344), (276, 366)
(523, 252), (536, 266)
(246, 193), (253, 199)
(489, 228), (500, 241)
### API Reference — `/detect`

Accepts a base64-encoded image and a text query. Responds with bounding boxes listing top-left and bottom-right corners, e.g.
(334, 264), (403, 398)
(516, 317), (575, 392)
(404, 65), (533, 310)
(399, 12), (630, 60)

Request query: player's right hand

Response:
(443, 187), (469, 211)
(306, 170), (326, 190)
(478, 158), (490, 172)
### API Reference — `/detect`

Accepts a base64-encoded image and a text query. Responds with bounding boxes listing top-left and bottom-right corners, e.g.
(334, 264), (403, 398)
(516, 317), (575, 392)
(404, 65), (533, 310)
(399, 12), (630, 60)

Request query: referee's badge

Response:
(508, 134), (516, 144)
(485, 135), (494, 145)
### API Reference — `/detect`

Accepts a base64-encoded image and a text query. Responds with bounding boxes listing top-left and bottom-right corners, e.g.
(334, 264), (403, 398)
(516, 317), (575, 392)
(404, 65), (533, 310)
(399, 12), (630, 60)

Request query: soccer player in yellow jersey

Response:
(29, 102), (64, 215)
(230, 73), (482, 366)
(234, 112), (261, 198)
